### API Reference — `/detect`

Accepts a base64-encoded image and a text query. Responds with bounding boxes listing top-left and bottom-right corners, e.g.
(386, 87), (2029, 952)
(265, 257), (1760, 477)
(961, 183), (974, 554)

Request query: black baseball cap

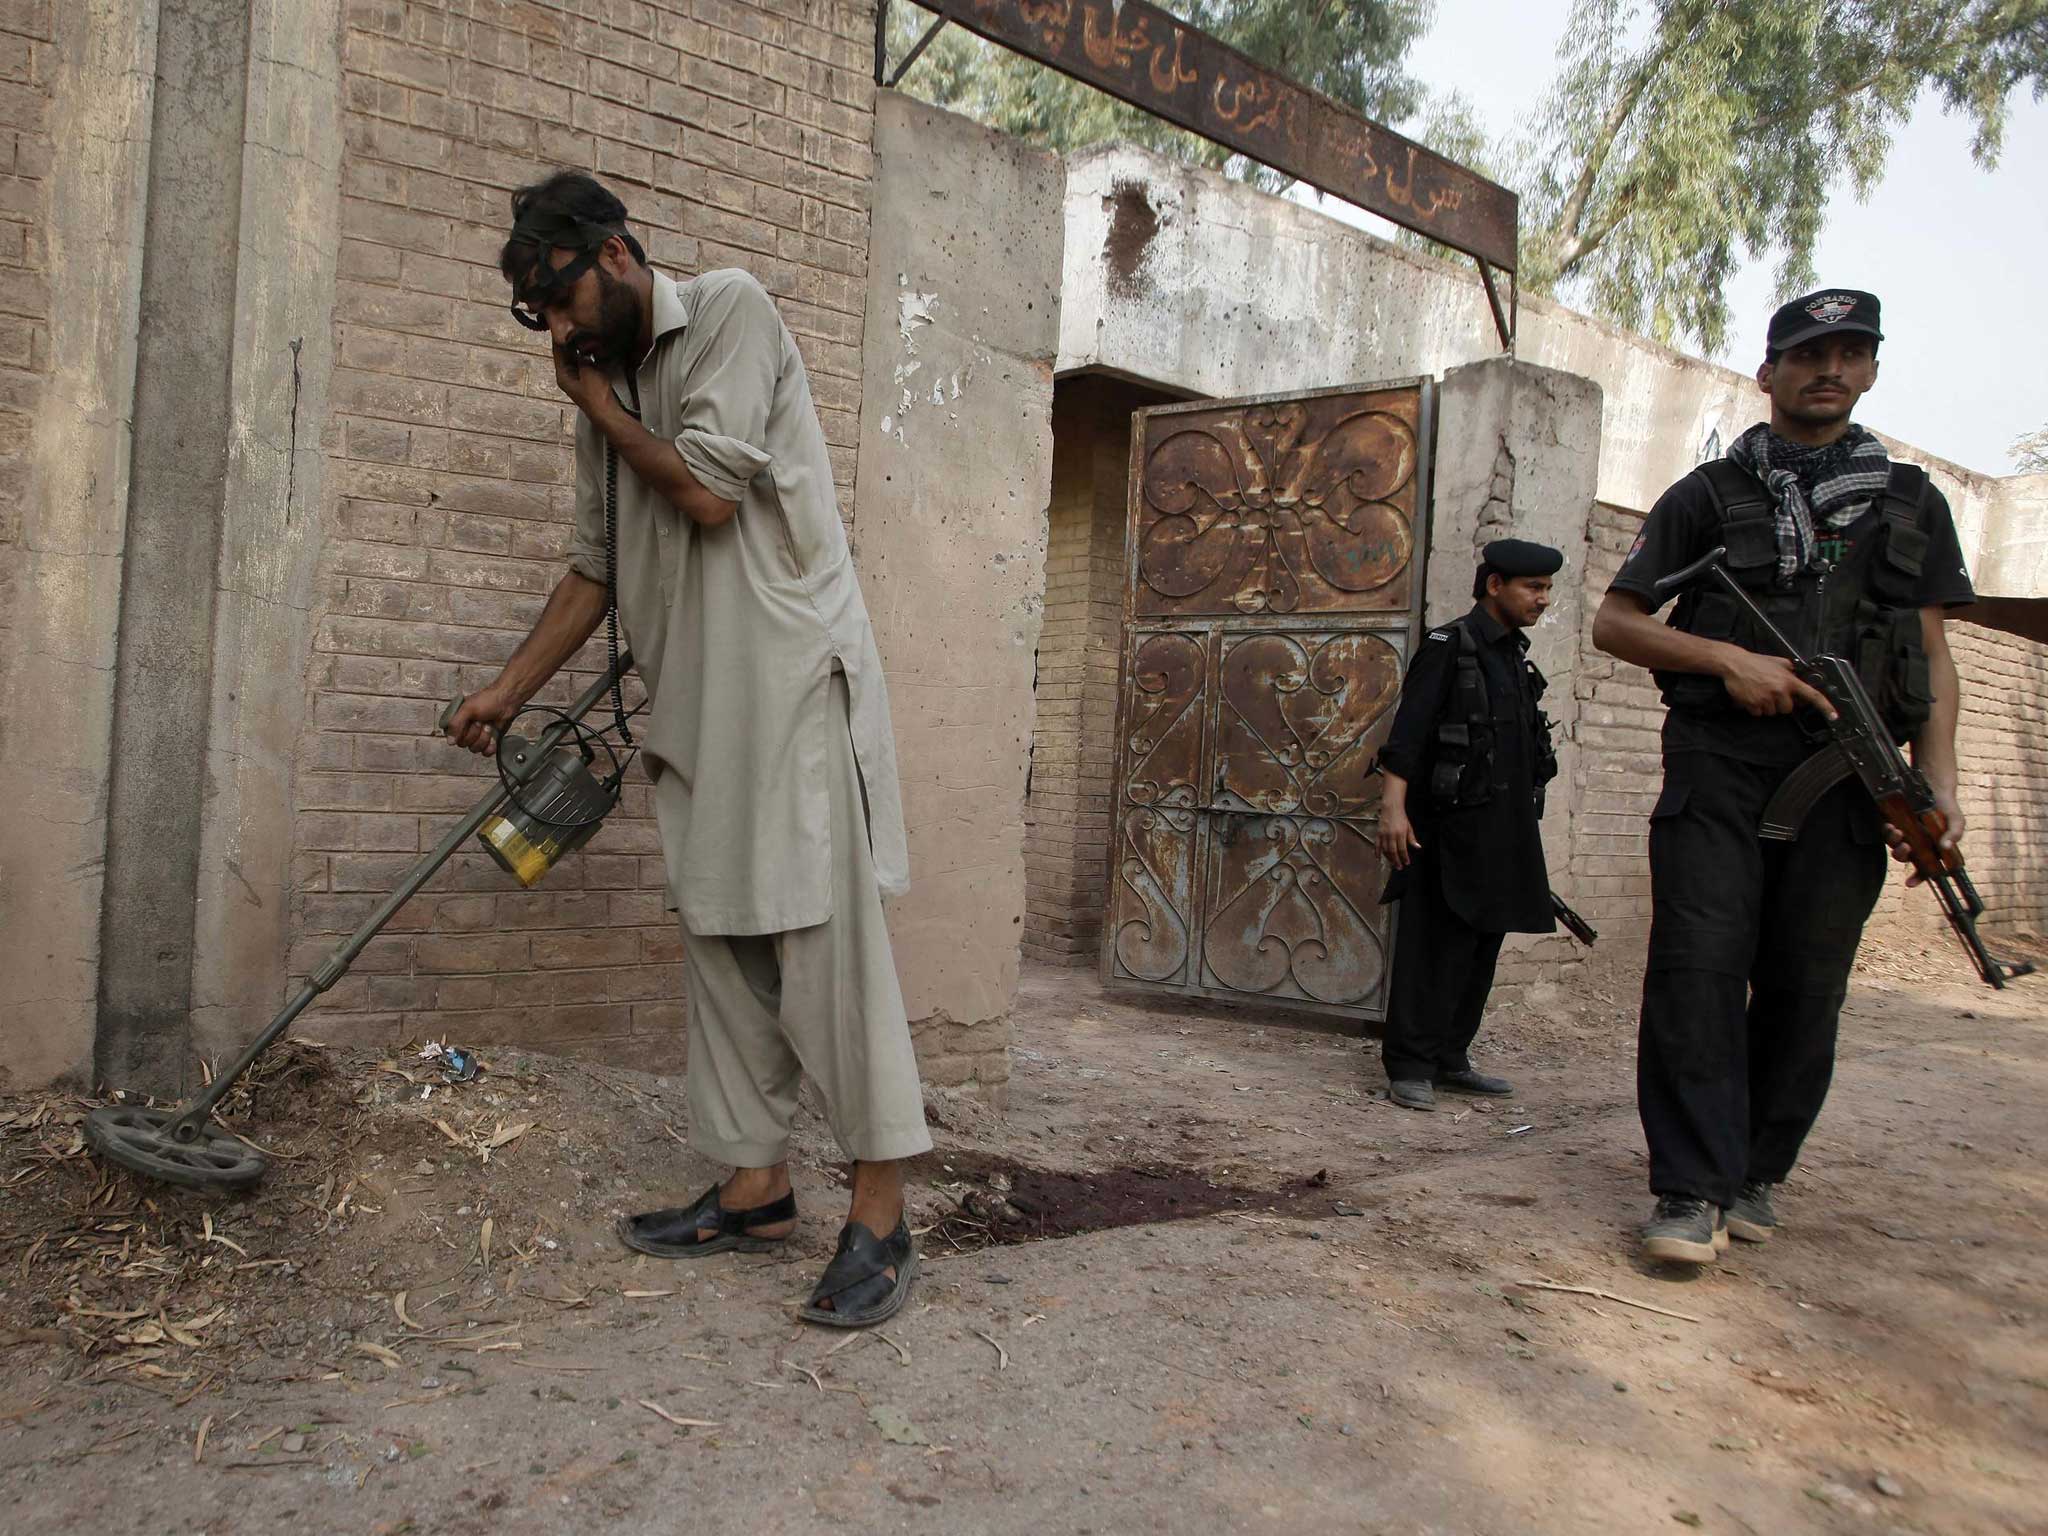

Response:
(1767, 289), (1883, 354)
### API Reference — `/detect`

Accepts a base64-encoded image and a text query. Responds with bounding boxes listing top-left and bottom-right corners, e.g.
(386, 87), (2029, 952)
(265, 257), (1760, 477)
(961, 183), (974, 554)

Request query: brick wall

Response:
(1565, 503), (1662, 946)
(1870, 620), (2048, 941)
(0, 0), (47, 686)
(1023, 375), (1161, 968)
(292, 0), (879, 1069)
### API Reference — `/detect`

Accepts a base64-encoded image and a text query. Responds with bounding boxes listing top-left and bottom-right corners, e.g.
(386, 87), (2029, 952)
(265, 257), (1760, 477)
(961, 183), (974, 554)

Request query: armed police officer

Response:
(1592, 289), (1975, 1267)
(1374, 540), (1564, 1112)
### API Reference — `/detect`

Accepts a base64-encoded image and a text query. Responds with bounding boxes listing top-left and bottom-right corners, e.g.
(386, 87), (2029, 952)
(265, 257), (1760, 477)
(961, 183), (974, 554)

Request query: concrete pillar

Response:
(0, 1), (158, 1090)
(187, 0), (341, 1067)
(1434, 358), (1605, 934)
(96, 0), (257, 1093)
(852, 93), (1064, 1100)
(95, 0), (341, 1094)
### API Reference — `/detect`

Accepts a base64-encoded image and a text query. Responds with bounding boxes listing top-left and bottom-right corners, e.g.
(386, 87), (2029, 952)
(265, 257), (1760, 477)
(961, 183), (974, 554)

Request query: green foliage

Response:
(886, 0), (1436, 192)
(1520, 1), (2048, 352)
(2014, 425), (2048, 473)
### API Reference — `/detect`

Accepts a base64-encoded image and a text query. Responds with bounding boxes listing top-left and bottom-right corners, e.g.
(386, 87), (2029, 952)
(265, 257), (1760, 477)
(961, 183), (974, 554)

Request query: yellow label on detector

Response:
(481, 815), (561, 888)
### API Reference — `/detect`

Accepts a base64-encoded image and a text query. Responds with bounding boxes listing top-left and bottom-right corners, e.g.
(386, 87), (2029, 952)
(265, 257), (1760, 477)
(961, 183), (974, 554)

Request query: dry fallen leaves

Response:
(200, 1213), (247, 1258)
(482, 1121), (531, 1155)
(638, 1400), (720, 1430)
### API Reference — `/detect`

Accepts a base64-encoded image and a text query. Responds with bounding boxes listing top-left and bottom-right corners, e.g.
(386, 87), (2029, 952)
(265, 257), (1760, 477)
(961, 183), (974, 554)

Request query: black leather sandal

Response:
(797, 1218), (918, 1329)
(616, 1183), (797, 1259)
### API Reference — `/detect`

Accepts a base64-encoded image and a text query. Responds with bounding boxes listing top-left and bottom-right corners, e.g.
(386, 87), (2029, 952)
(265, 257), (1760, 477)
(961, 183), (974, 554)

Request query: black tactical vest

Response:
(1655, 459), (1935, 740)
(1429, 620), (1558, 810)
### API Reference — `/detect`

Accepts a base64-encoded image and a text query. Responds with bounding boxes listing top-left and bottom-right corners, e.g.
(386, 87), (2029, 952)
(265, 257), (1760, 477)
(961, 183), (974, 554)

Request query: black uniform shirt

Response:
(1378, 604), (1553, 933)
(1609, 468), (1975, 764)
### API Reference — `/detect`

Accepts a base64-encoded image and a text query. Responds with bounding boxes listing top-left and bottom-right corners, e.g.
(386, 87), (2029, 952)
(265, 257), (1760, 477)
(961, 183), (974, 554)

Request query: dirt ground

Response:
(1, 934), (2042, 1536)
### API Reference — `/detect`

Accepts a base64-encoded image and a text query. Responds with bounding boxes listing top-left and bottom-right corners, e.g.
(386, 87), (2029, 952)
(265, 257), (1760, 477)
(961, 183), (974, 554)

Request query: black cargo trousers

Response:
(1638, 748), (1888, 1209)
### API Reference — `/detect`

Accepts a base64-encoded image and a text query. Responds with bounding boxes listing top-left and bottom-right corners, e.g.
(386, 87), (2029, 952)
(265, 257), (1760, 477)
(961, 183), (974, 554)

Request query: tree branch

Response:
(1556, 175), (1641, 281)
(1549, 3), (1713, 259)
(1744, 5), (1970, 134)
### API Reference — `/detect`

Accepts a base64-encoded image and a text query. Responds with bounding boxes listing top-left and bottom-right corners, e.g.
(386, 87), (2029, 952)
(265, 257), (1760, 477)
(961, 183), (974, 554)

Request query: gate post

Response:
(1436, 359), (1605, 996)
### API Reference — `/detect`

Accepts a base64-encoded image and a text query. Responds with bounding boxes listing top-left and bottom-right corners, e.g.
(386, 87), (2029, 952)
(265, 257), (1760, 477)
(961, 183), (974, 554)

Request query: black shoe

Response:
(1388, 1078), (1436, 1111)
(1435, 1067), (1514, 1096)
(797, 1218), (918, 1330)
(616, 1183), (797, 1258)
(1641, 1195), (1727, 1266)
(1727, 1180), (1779, 1243)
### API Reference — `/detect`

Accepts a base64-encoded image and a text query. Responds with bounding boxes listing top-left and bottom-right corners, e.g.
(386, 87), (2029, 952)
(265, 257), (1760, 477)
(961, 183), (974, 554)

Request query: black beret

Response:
(1481, 539), (1562, 578)
(1475, 538), (1563, 599)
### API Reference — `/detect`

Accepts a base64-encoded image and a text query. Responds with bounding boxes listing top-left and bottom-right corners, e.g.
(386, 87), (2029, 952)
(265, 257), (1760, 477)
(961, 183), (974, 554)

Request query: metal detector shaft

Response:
(162, 655), (634, 1140)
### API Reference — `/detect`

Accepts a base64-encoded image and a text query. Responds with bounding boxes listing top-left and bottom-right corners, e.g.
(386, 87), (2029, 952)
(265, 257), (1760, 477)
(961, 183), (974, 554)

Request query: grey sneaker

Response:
(1727, 1180), (1779, 1243)
(1642, 1196), (1727, 1266)
(1388, 1078), (1436, 1111)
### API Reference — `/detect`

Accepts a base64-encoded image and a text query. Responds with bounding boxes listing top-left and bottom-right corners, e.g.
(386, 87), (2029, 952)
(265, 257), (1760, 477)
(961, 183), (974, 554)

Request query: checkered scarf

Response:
(1726, 422), (1891, 583)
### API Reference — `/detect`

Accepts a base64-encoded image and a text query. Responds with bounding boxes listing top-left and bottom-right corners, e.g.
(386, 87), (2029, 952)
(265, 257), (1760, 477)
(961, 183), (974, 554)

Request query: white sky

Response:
(1302, 2), (2047, 475)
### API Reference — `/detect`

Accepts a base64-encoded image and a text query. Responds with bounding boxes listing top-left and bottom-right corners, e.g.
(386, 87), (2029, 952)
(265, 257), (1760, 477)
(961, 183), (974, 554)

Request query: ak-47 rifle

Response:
(1654, 547), (2033, 990)
(1551, 893), (1598, 947)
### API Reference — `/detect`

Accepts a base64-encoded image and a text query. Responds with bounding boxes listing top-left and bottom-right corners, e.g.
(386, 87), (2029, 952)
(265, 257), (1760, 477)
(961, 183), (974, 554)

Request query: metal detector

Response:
(85, 654), (639, 1189)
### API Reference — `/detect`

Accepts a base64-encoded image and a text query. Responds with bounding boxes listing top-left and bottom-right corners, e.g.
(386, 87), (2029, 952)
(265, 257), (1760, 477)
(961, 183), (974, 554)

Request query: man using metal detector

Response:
(1592, 289), (1987, 1269)
(446, 171), (929, 1328)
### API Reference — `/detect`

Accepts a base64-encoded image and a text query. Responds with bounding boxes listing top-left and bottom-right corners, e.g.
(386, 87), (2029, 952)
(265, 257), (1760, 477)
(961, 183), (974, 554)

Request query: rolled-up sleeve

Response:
(675, 269), (780, 502)
(565, 411), (607, 585)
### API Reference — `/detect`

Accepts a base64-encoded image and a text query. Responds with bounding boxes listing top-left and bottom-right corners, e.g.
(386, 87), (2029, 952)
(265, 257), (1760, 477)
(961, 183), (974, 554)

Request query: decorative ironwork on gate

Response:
(1105, 381), (1433, 1022)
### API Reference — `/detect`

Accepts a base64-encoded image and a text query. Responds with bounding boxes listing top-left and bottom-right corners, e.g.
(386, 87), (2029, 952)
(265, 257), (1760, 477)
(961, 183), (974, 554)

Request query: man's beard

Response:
(567, 269), (642, 369)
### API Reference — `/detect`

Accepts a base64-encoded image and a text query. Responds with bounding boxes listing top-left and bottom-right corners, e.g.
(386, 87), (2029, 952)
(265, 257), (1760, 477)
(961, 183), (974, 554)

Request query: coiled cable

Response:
(604, 440), (634, 748)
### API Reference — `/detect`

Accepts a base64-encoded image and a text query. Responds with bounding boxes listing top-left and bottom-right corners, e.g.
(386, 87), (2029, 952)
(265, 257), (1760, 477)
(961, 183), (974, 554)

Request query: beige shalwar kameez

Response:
(565, 268), (929, 1166)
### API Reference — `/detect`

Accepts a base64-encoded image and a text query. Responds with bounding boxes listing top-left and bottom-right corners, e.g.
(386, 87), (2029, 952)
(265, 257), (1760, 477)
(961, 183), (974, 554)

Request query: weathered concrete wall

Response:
(0, 0), (156, 1089)
(188, 0), (343, 1067)
(289, 0), (882, 1071)
(1978, 472), (2048, 599)
(1059, 145), (2037, 599)
(1434, 358), (1605, 992)
(854, 92), (1062, 1098)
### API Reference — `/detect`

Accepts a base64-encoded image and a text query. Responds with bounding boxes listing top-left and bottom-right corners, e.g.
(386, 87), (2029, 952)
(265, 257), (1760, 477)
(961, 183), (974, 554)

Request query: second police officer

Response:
(1373, 539), (1566, 1112)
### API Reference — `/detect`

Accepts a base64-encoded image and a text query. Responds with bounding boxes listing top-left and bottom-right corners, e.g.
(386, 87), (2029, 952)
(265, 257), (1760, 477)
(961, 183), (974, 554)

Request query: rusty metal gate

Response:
(1102, 380), (1434, 1022)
